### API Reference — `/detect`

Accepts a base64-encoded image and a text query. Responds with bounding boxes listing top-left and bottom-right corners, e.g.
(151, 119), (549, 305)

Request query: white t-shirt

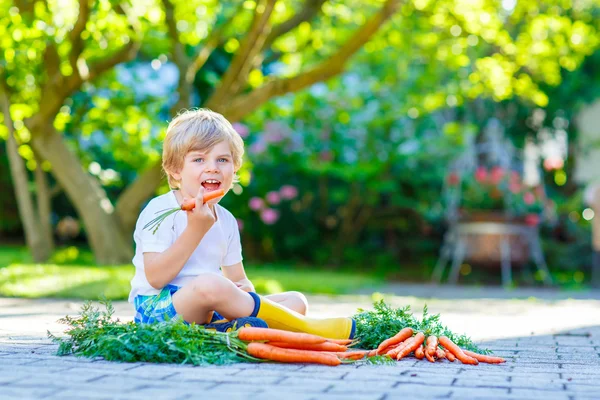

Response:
(128, 190), (243, 303)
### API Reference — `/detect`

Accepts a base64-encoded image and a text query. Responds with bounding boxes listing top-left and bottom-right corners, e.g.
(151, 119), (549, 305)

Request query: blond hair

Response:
(162, 108), (245, 189)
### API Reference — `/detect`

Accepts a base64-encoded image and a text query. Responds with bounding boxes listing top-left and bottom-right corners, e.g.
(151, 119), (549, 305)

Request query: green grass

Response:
(0, 245), (383, 300)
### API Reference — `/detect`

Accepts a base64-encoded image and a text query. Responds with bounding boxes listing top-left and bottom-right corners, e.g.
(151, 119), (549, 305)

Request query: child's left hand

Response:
(235, 278), (255, 293)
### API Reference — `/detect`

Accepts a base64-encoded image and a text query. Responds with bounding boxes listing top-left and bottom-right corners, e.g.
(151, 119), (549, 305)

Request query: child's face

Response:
(173, 140), (236, 201)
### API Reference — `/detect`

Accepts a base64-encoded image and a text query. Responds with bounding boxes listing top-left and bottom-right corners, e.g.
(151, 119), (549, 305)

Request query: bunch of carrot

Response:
(368, 327), (505, 365)
(235, 327), (366, 366)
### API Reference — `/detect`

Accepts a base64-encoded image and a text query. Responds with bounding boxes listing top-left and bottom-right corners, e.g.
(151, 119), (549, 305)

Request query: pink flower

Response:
(266, 191), (281, 205)
(249, 141), (266, 155)
(523, 192), (535, 205)
(490, 166), (504, 184)
(509, 182), (521, 194)
(279, 185), (299, 200)
(249, 197), (264, 211)
(510, 171), (521, 184)
(446, 173), (460, 186)
(232, 123), (249, 138)
(525, 214), (540, 226)
(474, 167), (488, 183)
(260, 208), (280, 225)
(236, 218), (244, 231)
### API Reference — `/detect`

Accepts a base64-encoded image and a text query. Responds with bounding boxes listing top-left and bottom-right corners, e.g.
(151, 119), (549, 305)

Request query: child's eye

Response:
(193, 158), (203, 162)
(218, 158), (229, 162)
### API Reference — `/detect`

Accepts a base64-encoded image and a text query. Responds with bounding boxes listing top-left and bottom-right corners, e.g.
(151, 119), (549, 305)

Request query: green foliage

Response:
(48, 299), (256, 365)
(352, 300), (485, 353)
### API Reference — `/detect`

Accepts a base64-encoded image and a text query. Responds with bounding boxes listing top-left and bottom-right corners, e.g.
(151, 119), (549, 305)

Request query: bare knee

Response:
(289, 291), (308, 315)
(187, 273), (231, 306)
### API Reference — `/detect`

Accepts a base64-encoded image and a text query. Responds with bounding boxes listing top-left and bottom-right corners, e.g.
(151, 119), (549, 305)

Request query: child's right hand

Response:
(184, 186), (216, 232)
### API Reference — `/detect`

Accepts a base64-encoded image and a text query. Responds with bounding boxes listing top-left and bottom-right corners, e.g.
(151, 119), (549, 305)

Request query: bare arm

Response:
(222, 261), (255, 292)
(144, 225), (210, 289)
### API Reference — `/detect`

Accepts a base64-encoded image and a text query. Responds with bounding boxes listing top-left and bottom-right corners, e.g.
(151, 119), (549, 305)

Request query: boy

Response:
(129, 109), (355, 339)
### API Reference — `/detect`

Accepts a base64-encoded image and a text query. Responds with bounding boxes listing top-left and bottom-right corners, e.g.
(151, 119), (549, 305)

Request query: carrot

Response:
(181, 189), (225, 211)
(383, 342), (403, 355)
(463, 349), (505, 364)
(268, 341), (347, 352)
(367, 349), (378, 357)
(438, 336), (478, 365)
(334, 350), (368, 360)
(326, 338), (355, 345)
(394, 332), (425, 360)
(425, 336), (438, 363)
(247, 342), (341, 366)
(445, 351), (456, 362)
(144, 189), (226, 232)
(414, 345), (425, 360)
(237, 327), (326, 344)
(436, 348), (446, 361)
(376, 327), (414, 355)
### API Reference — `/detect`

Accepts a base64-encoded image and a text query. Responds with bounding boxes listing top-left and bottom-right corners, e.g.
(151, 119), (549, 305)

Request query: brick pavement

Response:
(1, 289), (600, 399)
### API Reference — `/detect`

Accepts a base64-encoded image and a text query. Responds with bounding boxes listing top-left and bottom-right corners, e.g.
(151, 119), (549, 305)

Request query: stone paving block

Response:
(0, 384), (59, 399)
(565, 383), (600, 393)
(11, 370), (111, 386)
(403, 366), (464, 377)
(327, 379), (397, 393)
(559, 364), (600, 373)
(386, 383), (452, 397)
(124, 363), (241, 379)
(453, 376), (511, 388)
(277, 370), (348, 380)
(354, 365), (407, 375)
(555, 338), (593, 346)
(266, 381), (334, 393)
(166, 369), (281, 384)
(239, 362), (304, 372)
(556, 346), (595, 353)
(449, 386), (510, 398)
(509, 376), (565, 390)
(511, 364), (561, 372)
(22, 358), (135, 370)
(249, 393), (316, 400)
(203, 382), (269, 393)
(508, 389), (570, 399)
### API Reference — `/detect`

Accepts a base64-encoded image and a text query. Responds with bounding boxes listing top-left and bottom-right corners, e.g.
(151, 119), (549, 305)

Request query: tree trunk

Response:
(29, 123), (132, 264)
(33, 153), (55, 259)
(2, 98), (50, 262)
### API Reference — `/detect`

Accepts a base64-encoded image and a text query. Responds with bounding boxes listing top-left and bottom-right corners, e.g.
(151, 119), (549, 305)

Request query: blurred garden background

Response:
(1, 0), (600, 300)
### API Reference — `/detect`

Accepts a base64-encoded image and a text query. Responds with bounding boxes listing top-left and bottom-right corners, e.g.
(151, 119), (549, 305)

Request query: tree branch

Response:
(206, 0), (277, 109)
(221, 0), (400, 122)
(185, 2), (244, 84)
(69, 0), (91, 70)
(161, 0), (189, 72)
(261, 0), (326, 51)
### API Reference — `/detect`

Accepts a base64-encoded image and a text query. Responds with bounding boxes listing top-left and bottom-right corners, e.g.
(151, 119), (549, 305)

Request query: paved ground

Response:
(1, 284), (600, 399)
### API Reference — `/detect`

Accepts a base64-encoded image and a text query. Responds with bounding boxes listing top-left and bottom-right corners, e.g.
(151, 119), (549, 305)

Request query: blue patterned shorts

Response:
(134, 284), (227, 325)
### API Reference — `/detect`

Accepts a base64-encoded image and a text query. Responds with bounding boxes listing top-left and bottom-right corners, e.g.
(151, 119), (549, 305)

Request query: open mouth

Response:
(201, 179), (221, 192)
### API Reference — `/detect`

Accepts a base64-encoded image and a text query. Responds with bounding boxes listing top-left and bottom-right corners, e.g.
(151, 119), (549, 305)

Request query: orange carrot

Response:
(376, 327), (414, 355)
(436, 348), (446, 361)
(334, 350), (368, 360)
(367, 349), (378, 357)
(144, 189), (226, 232)
(394, 332), (425, 360)
(445, 351), (456, 362)
(425, 336), (438, 363)
(463, 349), (505, 364)
(326, 338), (355, 345)
(414, 345), (425, 360)
(237, 327), (326, 344)
(181, 189), (225, 210)
(247, 342), (341, 366)
(268, 341), (347, 352)
(383, 342), (403, 355)
(438, 337), (478, 365)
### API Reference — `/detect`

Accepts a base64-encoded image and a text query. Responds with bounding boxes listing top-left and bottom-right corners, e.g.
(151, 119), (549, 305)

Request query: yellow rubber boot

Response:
(248, 292), (355, 340)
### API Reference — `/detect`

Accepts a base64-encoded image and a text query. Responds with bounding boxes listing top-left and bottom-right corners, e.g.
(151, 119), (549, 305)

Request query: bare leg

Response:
(172, 273), (255, 324)
(264, 291), (309, 316)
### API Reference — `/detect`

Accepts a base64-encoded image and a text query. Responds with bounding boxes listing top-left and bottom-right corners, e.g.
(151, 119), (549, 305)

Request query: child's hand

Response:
(184, 186), (216, 232)
(235, 278), (255, 293)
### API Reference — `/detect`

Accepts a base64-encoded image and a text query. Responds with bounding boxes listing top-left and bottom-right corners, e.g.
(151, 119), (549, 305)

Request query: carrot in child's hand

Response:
(237, 327), (326, 344)
(376, 327), (414, 355)
(462, 349), (505, 364)
(425, 335), (438, 363)
(414, 345), (425, 360)
(394, 332), (425, 360)
(143, 189), (226, 232)
(438, 336), (478, 365)
(181, 189), (225, 211)
(268, 341), (347, 352)
(247, 342), (341, 366)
